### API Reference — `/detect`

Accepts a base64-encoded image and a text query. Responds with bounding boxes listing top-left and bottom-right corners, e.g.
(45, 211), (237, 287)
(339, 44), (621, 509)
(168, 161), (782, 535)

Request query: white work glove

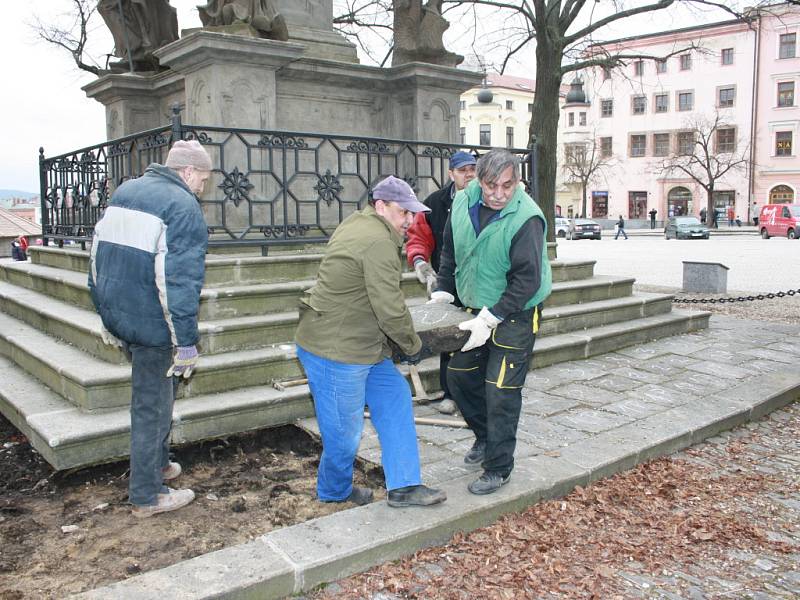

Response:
(458, 307), (502, 352)
(413, 260), (438, 297)
(100, 325), (123, 348)
(167, 345), (199, 378)
(427, 290), (455, 305)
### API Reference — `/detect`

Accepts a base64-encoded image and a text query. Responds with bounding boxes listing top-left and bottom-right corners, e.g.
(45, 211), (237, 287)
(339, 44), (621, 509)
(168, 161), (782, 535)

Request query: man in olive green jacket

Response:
(295, 176), (447, 508)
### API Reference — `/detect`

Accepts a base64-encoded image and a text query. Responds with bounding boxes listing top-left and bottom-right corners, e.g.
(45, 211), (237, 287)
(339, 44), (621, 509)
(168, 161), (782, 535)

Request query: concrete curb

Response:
(73, 368), (800, 600)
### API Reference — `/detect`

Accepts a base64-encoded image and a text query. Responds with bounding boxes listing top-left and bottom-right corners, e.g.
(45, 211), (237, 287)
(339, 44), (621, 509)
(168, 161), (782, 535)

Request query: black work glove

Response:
(399, 349), (422, 365)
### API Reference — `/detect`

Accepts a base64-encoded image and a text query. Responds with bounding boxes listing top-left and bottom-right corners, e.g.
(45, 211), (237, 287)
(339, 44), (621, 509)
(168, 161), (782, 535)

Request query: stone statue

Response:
(198, 0), (289, 41)
(97, 0), (179, 72)
(392, 0), (463, 68)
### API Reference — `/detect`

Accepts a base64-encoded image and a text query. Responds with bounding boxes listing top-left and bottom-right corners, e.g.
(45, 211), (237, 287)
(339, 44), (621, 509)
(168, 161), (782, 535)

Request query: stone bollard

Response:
(682, 261), (729, 294)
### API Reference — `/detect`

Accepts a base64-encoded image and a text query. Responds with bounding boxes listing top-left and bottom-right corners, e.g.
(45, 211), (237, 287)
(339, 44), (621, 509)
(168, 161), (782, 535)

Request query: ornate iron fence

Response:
(39, 106), (537, 251)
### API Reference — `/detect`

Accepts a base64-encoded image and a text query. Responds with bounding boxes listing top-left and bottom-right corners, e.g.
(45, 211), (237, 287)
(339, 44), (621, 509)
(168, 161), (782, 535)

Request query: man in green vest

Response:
(429, 149), (552, 495)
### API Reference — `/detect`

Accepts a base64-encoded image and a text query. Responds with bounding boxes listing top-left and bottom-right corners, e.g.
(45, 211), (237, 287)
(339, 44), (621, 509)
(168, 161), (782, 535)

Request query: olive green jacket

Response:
(294, 205), (422, 364)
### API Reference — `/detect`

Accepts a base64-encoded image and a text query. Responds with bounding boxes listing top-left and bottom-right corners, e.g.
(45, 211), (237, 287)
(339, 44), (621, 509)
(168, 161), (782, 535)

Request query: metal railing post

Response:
(38, 147), (49, 246)
(170, 104), (184, 144)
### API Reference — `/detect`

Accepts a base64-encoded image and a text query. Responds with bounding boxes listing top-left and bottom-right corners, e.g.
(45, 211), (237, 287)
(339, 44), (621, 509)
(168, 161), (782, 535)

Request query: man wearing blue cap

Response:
(406, 151), (477, 415)
(295, 175), (447, 509)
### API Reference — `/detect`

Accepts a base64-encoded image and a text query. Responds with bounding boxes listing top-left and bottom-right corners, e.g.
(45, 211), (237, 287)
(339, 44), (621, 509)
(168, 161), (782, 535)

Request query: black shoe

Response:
(467, 471), (510, 495)
(387, 484), (447, 507)
(346, 486), (374, 506)
(464, 440), (486, 466)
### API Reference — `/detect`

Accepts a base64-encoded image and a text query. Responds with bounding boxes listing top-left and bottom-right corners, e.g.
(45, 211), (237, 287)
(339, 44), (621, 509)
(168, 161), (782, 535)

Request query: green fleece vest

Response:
(451, 179), (552, 311)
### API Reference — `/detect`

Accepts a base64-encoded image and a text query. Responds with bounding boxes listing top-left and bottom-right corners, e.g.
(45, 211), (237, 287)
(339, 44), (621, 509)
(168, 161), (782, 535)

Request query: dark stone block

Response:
(390, 303), (471, 360)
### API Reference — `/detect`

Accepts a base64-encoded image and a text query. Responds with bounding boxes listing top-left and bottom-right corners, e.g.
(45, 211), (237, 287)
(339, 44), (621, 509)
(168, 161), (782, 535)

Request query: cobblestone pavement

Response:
(298, 312), (800, 600)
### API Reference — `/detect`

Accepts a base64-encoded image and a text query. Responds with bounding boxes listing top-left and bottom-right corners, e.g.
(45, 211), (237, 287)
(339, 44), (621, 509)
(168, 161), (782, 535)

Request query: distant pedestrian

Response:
(699, 207), (707, 223)
(10, 240), (23, 261)
(17, 236), (28, 261)
(614, 215), (628, 240)
(648, 208), (657, 229)
(735, 215), (742, 227)
(751, 202), (759, 226)
(712, 209), (719, 229)
(727, 206), (735, 227)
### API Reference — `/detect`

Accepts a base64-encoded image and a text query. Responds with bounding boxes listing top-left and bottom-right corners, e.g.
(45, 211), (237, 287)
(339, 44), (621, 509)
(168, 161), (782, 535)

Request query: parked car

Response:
(664, 216), (710, 239)
(759, 203), (800, 239)
(555, 217), (569, 238)
(567, 218), (601, 240)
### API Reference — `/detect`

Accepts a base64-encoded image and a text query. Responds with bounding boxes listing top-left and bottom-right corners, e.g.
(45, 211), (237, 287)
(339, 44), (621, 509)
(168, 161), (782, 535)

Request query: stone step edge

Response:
(1, 310), (709, 470)
(0, 294), (688, 397)
(72, 366), (800, 600)
(0, 275), (671, 361)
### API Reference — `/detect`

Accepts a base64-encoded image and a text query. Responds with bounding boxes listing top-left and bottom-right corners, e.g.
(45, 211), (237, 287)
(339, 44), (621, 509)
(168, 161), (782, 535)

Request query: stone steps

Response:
(0, 275), (669, 363)
(28, 247), (595, 286)
(0, 260), (624, 321)
(0, 309), (710, 470)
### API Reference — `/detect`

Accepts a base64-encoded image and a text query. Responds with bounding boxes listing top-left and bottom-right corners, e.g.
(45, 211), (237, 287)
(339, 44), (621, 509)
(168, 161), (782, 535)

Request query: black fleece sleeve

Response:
(435, 214), (457, 296)
(490, 215), (544, 320)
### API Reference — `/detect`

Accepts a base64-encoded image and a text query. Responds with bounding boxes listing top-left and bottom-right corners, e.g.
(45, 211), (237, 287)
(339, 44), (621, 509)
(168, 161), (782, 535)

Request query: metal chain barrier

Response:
(673, 289), (800, 304)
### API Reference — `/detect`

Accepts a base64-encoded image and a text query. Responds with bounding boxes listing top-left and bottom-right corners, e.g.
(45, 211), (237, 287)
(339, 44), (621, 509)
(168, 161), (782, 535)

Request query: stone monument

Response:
(85, 0), (480, 142)
(393, 0), (463, 68)
(197, 0), (289, 41)
(97, 0), (179, 72)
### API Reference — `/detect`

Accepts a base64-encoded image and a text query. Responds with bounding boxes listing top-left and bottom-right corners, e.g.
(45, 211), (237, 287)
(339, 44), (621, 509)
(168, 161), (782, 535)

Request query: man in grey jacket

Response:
(89, 140), (211, 517)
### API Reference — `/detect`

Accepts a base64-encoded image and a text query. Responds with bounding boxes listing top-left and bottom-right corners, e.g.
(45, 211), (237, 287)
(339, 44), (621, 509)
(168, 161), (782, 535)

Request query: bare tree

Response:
(31, 0), (104, 76)
(656, 112), (751, 224)
(561, 135), (616, 219)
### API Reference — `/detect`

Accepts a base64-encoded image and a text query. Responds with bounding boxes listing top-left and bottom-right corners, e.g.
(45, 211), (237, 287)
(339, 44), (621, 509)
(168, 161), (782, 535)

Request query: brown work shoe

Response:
(161, 461), (182, 481)
(131, 487), (195, 518)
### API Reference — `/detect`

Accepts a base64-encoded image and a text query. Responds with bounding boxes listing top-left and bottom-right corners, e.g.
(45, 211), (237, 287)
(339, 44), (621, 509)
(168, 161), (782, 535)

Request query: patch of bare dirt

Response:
(0, 419), (383, 599)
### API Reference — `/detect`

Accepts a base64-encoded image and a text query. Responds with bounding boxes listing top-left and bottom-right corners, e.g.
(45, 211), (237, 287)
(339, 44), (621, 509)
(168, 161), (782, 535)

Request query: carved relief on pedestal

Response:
(221, 79), (268, 130)
(423, 98), (453, 142)
(189, 78), (213, 122)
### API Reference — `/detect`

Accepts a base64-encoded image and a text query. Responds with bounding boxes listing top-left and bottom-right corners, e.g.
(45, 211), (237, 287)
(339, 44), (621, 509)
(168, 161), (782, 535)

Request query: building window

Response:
(600, 137), (612, 158)
(629, 191), (648, 219)
(655, 59), (667, 73)
(718, 86), (735, 108)
(479, 124), (491, 146)
(654, 93), (669, 113)
(460, 127), (466, 144)
(601, 99), (613, 118)
(579, 112), (587, 126)
(506, 126), (514, 148)
(778, 81), (795, 107)
(679, 53), (692, 70)
(678, 131), (695, 155)
(769, 184), (795, 203)
(565, 143), (587, 164)
(678, 91), (694, 111)
(592, 191), (608, 217)
(653, 133), (670, 156)
(721, 48), (734, 65)
(630, 134), (646, 157)
(632, 95), (646, 115)
(528, 103), (533, 112)
(779, 33), (796, 59)
(568, 112), (575, 127)
(506, 100), (514, 110)
(634, 60), (644, 76)
(716, 127), (736, 153)
(602, 67), (611, 80)
(460, 100), (466, 110)
(776, 131), (793, 156)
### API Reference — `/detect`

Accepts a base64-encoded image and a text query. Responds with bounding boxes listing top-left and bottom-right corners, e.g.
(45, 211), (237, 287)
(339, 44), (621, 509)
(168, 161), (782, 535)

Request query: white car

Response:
(555, 217), (569, 238)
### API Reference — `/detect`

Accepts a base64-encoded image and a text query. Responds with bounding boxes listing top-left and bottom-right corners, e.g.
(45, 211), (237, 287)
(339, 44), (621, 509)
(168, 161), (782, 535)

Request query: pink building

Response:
(561, 2), (799, 227)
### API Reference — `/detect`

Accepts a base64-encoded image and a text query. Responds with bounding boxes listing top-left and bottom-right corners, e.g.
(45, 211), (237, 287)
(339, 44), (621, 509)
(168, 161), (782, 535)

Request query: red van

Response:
(759, 204), (800, 239)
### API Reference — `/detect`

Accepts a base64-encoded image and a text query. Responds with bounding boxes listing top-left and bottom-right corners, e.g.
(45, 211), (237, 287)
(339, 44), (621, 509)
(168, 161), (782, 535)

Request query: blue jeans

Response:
(296, 345), (422, 501)
(127, 344), (178, 506)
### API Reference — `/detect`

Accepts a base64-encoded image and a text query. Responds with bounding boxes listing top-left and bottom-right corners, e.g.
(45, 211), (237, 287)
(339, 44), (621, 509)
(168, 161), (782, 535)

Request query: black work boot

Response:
(467, 471), (510, 495)
(346, 486), (374, 506)
(387, 485), (447, 508)
(463, 439), (486, 467)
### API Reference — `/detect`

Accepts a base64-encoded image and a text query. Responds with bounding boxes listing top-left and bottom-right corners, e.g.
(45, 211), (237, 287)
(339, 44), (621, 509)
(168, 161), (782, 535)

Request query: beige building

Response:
(459, 73), (576, 214)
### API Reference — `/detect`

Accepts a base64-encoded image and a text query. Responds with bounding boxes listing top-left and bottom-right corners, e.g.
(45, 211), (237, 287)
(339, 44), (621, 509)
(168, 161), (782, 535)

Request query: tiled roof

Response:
(0, 208), (41, 237)
(483, 73), (536, 91)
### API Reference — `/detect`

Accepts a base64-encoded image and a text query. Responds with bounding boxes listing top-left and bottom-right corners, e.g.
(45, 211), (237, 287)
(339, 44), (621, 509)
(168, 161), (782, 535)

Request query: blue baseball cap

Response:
(449, 151), (477, 170)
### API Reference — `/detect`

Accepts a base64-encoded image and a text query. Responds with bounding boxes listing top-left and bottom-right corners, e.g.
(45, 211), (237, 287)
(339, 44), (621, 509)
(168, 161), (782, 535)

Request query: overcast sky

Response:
(1, 0), (739, 193)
